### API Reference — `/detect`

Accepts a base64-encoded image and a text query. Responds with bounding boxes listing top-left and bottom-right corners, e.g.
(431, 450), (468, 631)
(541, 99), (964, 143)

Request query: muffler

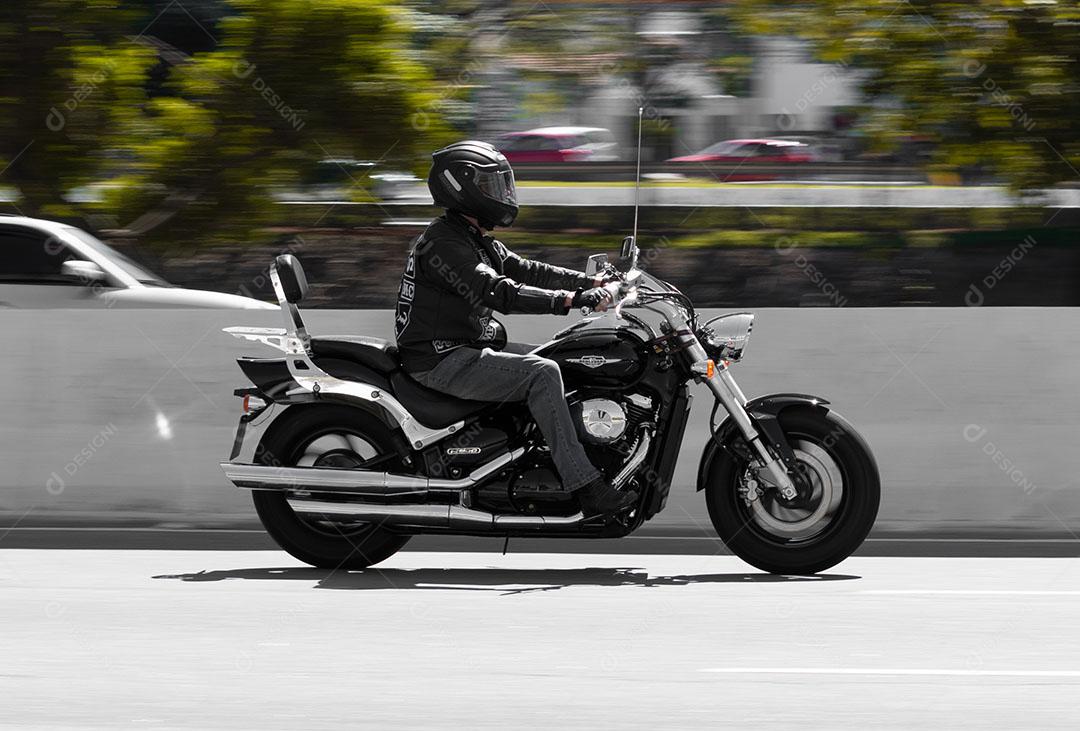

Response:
(225, 426), (650, 533)
(219, 448), (523, 497)
(286, 499), (588, 531)
(282, 427), (653, 532)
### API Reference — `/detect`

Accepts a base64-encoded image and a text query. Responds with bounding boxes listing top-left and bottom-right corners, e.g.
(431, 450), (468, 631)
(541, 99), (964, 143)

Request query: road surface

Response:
(4, 550), (1079, 729)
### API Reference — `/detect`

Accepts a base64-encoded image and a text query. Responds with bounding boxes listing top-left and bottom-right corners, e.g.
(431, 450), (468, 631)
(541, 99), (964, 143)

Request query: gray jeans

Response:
(412, 343), (601, 490)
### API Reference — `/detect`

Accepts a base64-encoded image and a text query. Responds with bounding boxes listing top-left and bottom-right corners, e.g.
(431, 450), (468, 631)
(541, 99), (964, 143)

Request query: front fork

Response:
(688, 347), (798, 500)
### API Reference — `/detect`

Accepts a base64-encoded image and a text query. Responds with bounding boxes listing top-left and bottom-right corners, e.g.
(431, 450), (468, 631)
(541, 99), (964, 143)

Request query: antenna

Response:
(631, 105), (643, 245)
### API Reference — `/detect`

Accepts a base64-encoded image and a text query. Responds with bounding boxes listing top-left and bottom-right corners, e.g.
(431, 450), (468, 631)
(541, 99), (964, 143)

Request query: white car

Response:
(0, 216), (275, 309)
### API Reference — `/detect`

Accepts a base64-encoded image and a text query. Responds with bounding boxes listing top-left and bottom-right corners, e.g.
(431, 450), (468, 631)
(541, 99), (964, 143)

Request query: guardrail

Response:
(510, 161), (931, 183)
(1, 307), (1075, 536)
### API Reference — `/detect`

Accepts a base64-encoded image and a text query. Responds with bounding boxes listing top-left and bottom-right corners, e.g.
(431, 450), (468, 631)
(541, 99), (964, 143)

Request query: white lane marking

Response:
(700, 668), (1080, 678)
(861, 590), (1080, 596)
(865, 538), (1080, 543)
(4, 527), (1079, 542)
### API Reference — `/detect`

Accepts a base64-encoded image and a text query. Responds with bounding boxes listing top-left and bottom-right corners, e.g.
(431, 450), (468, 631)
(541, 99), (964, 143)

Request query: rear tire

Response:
(705, 408), (880, 575)
(252, 405), (411, 570)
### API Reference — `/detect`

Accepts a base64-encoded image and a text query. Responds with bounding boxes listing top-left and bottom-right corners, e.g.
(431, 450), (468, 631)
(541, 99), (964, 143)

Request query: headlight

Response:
(698, 312), (754, 362)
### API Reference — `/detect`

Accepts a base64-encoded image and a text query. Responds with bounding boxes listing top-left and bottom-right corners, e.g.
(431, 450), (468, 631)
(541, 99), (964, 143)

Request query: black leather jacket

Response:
(394, 211), (593, 373)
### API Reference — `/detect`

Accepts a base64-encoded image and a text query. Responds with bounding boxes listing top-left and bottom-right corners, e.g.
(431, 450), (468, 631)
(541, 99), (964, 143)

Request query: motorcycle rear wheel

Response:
(252, 405), (411, 570)
(705, 407), (880, 575)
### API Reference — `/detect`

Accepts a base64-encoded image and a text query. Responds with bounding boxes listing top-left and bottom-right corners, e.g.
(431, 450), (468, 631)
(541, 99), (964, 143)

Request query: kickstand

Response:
(502, 535), (511, 555)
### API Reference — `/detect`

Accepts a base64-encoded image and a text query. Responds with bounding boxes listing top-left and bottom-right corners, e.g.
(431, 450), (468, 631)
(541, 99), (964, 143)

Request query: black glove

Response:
(573, 287), (611, 311)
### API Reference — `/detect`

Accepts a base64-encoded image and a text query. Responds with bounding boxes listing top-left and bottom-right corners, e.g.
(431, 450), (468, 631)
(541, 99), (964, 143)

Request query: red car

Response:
(495, 127), (620, 164)
(668, 138), (816, 164)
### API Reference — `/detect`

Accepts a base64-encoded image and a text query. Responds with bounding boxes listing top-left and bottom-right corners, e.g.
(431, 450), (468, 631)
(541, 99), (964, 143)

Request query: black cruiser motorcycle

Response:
(219, 240), (880, 575)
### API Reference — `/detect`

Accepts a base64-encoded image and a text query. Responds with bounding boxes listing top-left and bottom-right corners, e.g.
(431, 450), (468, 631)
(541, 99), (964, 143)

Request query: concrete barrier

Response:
(1, 307), (1075, 536)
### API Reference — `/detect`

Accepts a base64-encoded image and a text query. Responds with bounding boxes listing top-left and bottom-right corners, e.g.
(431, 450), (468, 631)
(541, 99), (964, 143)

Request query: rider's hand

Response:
(573, 287), (613, 312)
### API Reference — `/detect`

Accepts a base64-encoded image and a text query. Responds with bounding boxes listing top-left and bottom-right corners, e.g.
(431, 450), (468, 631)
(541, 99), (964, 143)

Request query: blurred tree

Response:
(729, 0), (1080, 189)
(0, 0), (156, 216)
(112, 0), (450, 241)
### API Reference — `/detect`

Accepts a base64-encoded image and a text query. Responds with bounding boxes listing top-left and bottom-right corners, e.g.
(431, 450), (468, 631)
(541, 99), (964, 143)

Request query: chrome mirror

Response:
(585, 253), (608, 276)
(618, 235), (638, 270)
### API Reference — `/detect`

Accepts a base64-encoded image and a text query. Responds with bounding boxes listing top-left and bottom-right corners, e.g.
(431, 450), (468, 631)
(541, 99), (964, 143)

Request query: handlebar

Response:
(579, 279), (636, 317)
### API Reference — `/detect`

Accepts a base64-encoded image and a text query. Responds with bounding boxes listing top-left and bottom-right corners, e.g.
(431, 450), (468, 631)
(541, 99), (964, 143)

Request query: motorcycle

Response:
(218, 237), (880, 575)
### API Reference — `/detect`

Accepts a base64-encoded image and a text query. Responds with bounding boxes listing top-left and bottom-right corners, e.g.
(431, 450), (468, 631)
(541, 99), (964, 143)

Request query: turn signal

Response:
(690, 359), (715, 378)
(242, 394), (267, 413)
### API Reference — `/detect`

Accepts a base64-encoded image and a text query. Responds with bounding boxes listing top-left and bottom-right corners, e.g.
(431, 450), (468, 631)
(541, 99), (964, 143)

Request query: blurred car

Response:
(495, 127), (620, 163)
(273, 159), (424, 202)
(668, 138), (817, 164)
(0, 216), (275, 309)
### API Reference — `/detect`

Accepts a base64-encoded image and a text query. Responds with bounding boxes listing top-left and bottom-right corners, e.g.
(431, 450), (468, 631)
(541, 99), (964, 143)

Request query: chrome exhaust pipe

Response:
(282, 427), (654, 532)
(219, 448), (524, 497)
(286, 499), (588, 531)
(611, 426), (652, 490)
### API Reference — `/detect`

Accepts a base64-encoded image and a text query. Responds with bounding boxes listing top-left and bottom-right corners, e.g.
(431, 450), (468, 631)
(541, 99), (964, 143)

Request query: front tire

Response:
(705, 408), (880, 575)
(252, 405), (411, 570)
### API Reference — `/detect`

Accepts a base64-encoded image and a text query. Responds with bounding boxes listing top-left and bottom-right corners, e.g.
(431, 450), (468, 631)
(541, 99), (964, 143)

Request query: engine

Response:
(571, 393), (653, 445)
(572, 398), (627, 444)
(474, 392), (657, 517)
(567, 392), (655, 476)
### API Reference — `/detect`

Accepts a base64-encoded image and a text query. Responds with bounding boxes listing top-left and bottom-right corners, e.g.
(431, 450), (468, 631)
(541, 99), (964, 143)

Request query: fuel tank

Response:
(537, 328), (646, 389)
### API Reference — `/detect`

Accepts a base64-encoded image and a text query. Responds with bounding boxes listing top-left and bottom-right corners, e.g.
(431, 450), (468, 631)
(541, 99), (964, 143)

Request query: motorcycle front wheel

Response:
(252, 404), (411, 570)
(705, 407), (880, 575)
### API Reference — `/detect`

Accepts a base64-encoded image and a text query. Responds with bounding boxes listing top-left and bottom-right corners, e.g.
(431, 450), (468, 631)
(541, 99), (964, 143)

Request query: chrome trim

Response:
(220, 447), (525, 494)
(649, 296), (795, 499)
(224, 326), (289, 351)
(700, 313), (754, 362)
(566, 355), (623, 369)
(705, 363), (796, 497)
(611, 425), (653, 490)
(232, 266), (466, 450)
(287, 499), (587, 531)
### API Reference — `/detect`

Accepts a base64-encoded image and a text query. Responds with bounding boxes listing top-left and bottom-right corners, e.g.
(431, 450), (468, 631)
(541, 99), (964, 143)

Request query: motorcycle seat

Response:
(310, 336), (399, 374)
(389, 371), (489, 429)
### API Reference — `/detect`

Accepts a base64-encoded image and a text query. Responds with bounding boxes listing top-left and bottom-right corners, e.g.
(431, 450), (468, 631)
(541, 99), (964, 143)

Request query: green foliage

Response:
(0, 0), (450, 242)
(113, 0), (450, 242)
(0, 0), (156, 216)
(728, 0), (1080, 189)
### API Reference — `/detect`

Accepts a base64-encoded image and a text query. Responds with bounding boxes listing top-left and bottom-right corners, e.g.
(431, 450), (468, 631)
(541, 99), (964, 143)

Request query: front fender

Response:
(695, 393), (830, 491)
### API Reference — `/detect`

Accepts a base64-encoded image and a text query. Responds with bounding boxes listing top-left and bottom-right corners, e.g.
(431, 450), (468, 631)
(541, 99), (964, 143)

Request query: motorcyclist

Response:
(394, 140), (637, 517)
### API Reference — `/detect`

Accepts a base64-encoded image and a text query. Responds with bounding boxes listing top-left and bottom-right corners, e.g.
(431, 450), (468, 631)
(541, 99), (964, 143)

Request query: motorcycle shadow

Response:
(153, 566), (860, 593)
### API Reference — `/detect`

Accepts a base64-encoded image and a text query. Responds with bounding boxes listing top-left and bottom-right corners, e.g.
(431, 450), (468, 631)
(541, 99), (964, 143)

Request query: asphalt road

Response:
(4, 550), (1080, 729)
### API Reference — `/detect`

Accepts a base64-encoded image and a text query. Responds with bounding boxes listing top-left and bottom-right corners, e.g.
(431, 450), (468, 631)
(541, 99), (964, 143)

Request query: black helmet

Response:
(427, 140), (518, 229)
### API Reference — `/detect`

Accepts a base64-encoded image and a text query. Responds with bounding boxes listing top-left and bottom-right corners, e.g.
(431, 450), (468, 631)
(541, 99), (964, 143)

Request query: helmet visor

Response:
(475, 168), (517, 207)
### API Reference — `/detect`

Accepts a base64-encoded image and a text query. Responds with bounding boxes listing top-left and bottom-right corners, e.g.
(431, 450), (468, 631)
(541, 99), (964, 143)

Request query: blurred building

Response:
(474, 8), (861, 160)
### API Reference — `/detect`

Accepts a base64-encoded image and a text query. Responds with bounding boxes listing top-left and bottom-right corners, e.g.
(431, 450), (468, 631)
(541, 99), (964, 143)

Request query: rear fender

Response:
(237, 357), (299, 401)
(234, 356), (397, 433)
(695, 393), (830, 491)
